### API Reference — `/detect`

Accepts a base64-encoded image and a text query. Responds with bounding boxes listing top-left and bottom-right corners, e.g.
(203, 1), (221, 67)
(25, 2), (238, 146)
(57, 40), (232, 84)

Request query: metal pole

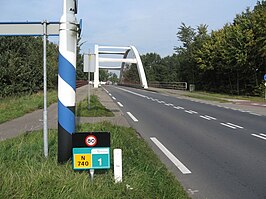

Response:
(88, 71), (90, 110)
(265, 82), (266, 100)
(43, 21), (48, 158)
(87, 51), (90, 110)
(58, 0), (78, 163)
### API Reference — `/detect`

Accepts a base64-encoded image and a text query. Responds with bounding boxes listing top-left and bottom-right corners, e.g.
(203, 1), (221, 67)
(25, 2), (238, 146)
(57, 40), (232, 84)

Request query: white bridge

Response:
(93, 45), (148, 89)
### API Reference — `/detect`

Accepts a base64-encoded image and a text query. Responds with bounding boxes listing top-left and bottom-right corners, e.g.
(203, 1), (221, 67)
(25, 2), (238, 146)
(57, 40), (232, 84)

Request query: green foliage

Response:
(108, 72), (119, 83)
(121, 64), (141, 84)
(0, 36), (58, 97)
(99, 69), (109, 82)
(76, 39), (87, 80)
(142, 1), (265, 96)
(193, 1), (266, 95)
(0, 123), (189, 199)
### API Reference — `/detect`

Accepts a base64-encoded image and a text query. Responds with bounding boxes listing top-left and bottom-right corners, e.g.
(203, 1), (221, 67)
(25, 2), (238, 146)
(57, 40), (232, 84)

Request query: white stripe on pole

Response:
(58, 75), (76, 107)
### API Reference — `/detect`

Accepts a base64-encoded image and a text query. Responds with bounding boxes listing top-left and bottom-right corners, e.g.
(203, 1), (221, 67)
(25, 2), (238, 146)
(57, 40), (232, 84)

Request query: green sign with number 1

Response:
(73, 147), (110, 170)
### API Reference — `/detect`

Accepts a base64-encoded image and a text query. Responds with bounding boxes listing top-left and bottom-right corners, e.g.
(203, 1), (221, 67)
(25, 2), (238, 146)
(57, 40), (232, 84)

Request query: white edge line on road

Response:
(127, 112), (138, 122)
(251, 134), (266, 141)
(112, 97), (116, 100)
(249, 112), (261, 116)
(260, 133), (266, 137)
(117, 102), (123, 107)
(220, 123), (236, 129)
(227, 122), (244, 129)
(150, 137), (191, 174)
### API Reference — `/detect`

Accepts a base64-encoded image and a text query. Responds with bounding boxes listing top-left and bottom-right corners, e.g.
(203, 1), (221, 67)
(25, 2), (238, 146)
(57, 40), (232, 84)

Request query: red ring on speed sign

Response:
(85, 135), (97, 147)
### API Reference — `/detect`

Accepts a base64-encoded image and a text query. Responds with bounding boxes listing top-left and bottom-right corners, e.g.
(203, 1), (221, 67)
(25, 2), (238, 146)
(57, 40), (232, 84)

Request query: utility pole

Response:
(58, 0), (78, 163)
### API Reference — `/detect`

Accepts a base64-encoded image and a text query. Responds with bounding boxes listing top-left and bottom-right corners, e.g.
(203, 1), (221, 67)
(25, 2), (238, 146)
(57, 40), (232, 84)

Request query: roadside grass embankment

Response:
(0, 90), (57, 124)
(183, 91), (265, 103)
(0, 122), (189, 199)
(76, 95), (114, 117)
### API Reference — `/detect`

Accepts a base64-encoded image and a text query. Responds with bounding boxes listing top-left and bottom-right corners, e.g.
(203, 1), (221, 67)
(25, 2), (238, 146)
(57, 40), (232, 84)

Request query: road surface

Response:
(103, 85), (266, 199)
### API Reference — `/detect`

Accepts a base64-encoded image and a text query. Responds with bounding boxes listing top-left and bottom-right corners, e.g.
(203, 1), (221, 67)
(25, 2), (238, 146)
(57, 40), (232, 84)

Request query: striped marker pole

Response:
(58, 0), (78, 163)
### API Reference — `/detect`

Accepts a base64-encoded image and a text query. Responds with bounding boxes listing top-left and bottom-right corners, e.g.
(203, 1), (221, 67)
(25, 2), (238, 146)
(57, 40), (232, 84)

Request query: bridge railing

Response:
(148, 82), (188, 90)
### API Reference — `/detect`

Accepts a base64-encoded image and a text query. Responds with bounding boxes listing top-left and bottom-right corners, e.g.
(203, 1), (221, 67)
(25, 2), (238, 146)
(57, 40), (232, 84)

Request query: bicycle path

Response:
(0, 85), (129, 141)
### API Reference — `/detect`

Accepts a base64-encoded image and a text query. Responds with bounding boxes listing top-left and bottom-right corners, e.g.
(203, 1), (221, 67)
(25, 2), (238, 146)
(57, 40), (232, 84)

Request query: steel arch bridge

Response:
(93, 45), (148, 89)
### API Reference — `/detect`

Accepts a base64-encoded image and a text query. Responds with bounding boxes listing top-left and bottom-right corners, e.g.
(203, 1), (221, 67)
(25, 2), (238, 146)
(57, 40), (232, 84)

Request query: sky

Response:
(0, 0), (259, 57)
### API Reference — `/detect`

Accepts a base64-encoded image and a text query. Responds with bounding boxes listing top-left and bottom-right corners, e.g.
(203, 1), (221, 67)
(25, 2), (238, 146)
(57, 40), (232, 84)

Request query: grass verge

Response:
(0, 90), (57, 124)
(183, 92), (229, 103)
(0, 122), (189, 199)
(76, 95), (114, 117)
(183, 91), (265, 103)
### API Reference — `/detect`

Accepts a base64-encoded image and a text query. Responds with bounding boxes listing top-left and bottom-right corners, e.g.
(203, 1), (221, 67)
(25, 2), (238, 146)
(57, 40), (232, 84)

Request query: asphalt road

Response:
(103, 85), (266, 199)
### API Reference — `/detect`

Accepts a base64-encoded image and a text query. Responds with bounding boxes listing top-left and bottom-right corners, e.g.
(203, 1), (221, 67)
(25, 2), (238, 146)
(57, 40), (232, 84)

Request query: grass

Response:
(183, 92), (229, 103)
(183, 91), (265, 103)
(0, 122), (189, 199)
(76, 95), (114, 117)
(0, 90), (57, 124)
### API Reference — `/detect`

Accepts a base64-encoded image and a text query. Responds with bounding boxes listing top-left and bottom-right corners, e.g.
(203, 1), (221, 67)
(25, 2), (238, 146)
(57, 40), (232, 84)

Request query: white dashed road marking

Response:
(117, 102), (124, 107)
(150, 137), (192, 174)
(251, 133), (266, 141)
(127, 112), (138, 122)
(220, 122), (244, 129)
(200, 115), (212, 120)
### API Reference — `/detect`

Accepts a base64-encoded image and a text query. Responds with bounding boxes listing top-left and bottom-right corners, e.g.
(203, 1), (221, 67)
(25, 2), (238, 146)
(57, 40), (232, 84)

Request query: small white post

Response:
(114, 149), (122, 183)
(90, 169), (95, 182)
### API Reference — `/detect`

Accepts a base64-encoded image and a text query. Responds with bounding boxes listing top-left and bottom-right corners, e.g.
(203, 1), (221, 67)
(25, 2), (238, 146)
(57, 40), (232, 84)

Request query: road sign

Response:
(0, 22), (59, 36)
(72, 132), (110, 170)
(85, 135), (97, 147)
(264, 74), (266, 81)
(83, 54), (96, 72)
(73, 148), (110, 170)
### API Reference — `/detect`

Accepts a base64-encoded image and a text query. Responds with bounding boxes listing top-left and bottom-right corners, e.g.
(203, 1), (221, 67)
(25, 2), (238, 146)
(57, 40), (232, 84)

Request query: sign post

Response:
(264, 74), (266, 100)
(0, 21), (60, 158)
(84, 53), (96, 110)
(43, 21), (48, 158)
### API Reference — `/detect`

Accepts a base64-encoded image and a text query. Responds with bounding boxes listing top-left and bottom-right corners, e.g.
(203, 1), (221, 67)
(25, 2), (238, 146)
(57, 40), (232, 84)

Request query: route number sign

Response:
(73, 148), (110, 169)
(72, 132), (110, 170)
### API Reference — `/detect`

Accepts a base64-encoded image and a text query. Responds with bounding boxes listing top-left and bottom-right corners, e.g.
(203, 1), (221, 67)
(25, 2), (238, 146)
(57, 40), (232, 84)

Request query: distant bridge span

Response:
(94, 45), (148, 89)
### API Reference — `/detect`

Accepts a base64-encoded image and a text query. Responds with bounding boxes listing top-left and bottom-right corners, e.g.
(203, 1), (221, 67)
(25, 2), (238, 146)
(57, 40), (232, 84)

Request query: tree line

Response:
(1, 1), (265, 97)
(0, 35), (118, 97)
(0, 36), (58, 97)
(140, 1), (265, 96)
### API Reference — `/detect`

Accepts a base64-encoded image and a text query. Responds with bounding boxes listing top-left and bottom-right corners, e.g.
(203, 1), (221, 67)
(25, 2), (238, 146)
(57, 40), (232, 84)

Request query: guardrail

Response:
(148, 82), (188, 90)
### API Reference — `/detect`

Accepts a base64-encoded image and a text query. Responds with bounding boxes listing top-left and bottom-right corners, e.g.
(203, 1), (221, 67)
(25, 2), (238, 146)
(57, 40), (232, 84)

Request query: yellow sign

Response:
(73, 154), (92, 169)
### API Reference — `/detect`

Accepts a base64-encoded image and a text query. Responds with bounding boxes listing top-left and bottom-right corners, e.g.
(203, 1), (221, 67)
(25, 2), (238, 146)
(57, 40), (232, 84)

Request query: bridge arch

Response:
(94, 45), (148, 89)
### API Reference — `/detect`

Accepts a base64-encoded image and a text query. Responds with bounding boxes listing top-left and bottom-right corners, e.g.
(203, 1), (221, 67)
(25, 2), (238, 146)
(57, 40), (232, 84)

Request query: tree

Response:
(108, 72), (119, 83)
(0, 36), (58, 97)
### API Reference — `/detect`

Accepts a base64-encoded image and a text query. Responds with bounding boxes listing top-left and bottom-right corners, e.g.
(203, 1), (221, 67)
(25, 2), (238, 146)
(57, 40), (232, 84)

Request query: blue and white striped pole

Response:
(58, 0), (78, 163)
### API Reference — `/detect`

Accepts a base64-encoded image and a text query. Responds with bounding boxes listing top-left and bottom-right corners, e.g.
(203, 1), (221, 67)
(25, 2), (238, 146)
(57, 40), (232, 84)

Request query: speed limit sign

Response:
(85, 135), (97, 147)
